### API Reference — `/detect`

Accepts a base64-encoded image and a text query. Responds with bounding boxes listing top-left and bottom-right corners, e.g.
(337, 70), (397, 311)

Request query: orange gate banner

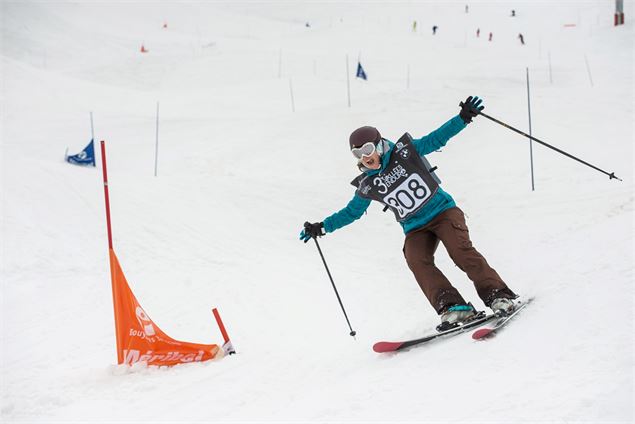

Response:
(109, 249), (222, 366)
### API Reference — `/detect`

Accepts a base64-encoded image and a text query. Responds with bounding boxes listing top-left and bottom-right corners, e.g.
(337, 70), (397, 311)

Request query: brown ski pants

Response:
(403, 207), (516, 314)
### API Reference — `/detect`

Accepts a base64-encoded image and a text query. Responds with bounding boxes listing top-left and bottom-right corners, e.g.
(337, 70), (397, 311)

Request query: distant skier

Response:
(300, 96), (519, 328)
(465, 4), (469, 13)
(432, 25), (438, 35)
(476, 28), (480, 37)
(413, 20), (417, 32)
(518, 33), (525, 45)
(488, 32), (493, 41)
(511, 9), (516, 17)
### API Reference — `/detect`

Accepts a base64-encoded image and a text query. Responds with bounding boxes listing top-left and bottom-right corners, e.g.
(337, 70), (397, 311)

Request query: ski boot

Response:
(490, 297), (516, 316)
(437, 303), (479, 332)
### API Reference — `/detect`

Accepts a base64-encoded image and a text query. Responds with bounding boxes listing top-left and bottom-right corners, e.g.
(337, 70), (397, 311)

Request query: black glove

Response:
(300, 221), (325, 243)
(459, 95), (484, 124)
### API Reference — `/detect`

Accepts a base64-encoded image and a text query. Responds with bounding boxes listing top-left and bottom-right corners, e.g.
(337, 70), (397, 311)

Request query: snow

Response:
(1, 1), (633, 422)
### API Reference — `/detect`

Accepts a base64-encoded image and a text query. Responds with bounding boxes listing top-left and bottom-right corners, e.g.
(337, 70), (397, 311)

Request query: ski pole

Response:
(311, 237), (357, 337)
(463, 103), (622, 181)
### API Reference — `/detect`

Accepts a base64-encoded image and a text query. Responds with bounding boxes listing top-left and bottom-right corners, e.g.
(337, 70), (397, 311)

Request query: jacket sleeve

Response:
(412, 115), (467, 156)
(323, 193), (372, 233)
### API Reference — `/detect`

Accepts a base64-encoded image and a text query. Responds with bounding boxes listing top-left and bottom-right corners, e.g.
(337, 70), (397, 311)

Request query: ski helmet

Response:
(349, 126), (381, 149)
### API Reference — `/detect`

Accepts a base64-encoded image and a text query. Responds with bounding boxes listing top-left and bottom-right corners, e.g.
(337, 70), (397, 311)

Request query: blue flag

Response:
(66, 139), (96, 166)
(356, 62), (367, 80)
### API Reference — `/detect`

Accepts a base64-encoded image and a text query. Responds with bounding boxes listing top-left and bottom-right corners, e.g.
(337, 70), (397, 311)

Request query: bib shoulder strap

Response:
(395, 132), (413, 146)
(350, 173), (366, 188)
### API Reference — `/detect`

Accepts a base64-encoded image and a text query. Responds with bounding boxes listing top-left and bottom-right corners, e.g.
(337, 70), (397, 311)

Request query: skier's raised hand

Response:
(300, 221), (325, 243)
(459, 96), (484, 124)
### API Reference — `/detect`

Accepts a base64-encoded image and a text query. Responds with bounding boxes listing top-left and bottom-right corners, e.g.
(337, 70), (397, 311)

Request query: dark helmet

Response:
(349, 126), (381, 149)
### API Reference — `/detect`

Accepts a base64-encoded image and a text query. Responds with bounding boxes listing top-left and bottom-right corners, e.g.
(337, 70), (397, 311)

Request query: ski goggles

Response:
(351, 141), (376, 159)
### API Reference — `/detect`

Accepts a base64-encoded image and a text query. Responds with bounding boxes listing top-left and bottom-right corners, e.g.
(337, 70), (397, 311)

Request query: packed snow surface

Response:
(1, 1), (633, 422)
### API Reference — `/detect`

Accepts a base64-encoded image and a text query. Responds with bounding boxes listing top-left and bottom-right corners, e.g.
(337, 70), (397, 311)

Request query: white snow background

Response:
(1, 1), (633, 422)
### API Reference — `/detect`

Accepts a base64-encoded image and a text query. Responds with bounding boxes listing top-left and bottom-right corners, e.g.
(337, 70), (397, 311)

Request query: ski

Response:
(471, 298), (534, 340)
(373, 312), (497, 353)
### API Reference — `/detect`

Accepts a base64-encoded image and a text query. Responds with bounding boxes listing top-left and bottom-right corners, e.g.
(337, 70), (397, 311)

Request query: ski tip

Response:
(373, 341), (403, 353)
(472, 328), (493, 340)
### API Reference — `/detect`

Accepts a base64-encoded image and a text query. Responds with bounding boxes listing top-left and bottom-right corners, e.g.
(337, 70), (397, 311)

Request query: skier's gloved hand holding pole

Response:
(300, 221), (325, 243)
(459, 96), (484, 124)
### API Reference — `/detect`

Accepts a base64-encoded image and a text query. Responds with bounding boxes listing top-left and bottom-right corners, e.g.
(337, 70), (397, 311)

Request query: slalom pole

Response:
(90, 111), (95, 141)
(312, 237), (357, 337)
(465, 104), (622, 181)
(212, 307), (236, 355)
(100, 140), (123, 364)
(584, 54), (594, 87)
(100, 141), (114, 249)
(526, 68), (535, 191)
(288, 77), (295, 113)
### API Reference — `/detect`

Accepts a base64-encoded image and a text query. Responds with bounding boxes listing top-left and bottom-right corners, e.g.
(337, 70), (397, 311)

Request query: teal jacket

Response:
(323, 115), (467, 235)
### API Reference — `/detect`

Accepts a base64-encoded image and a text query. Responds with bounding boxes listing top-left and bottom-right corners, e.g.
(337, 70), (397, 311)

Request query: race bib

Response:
(381, 173), (433, 219)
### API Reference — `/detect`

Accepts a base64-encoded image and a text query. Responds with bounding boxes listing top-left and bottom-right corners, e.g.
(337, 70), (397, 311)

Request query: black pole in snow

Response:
(312, 237), (357, 338)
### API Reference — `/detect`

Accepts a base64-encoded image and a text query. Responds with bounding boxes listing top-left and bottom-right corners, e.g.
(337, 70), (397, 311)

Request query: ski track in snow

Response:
(1, 1), (633, 422)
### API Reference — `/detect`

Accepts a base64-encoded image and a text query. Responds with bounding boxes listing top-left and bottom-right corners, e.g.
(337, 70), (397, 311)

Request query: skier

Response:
(300, 96), (518, 328)
(518, 33), (525, 45)
(432, 25), (438, 35)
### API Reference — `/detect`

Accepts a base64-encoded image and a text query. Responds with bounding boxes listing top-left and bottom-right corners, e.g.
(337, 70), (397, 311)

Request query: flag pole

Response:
(100, 140), (123, 363)
(90, 111), (95, 141)
(213, 308), (236, 355)
(526, 68), (535, 191)
(101, 141), (113, 249)
(289, 77), (295, 112)
(584, 54), (594, 87)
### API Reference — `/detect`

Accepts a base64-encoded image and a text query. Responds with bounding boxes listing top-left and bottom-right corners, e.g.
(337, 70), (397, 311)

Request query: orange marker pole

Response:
(213, 308), (235, 355)
(100, 140), (123, 363)
(100, 140), (113, 249)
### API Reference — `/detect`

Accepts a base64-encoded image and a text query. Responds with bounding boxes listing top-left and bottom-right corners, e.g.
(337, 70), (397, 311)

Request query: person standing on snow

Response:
(300, 96), (518, 328)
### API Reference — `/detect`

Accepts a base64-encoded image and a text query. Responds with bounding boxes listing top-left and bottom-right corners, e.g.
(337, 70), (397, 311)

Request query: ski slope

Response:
(1, 1), (633, 422)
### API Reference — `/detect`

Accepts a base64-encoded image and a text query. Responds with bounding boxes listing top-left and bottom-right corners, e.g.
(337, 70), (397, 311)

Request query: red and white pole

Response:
(100, 140), (123, 363)
(615, 0), (625, 25)
(213, 307), (235, 355)
(100, 140), (113, 250)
